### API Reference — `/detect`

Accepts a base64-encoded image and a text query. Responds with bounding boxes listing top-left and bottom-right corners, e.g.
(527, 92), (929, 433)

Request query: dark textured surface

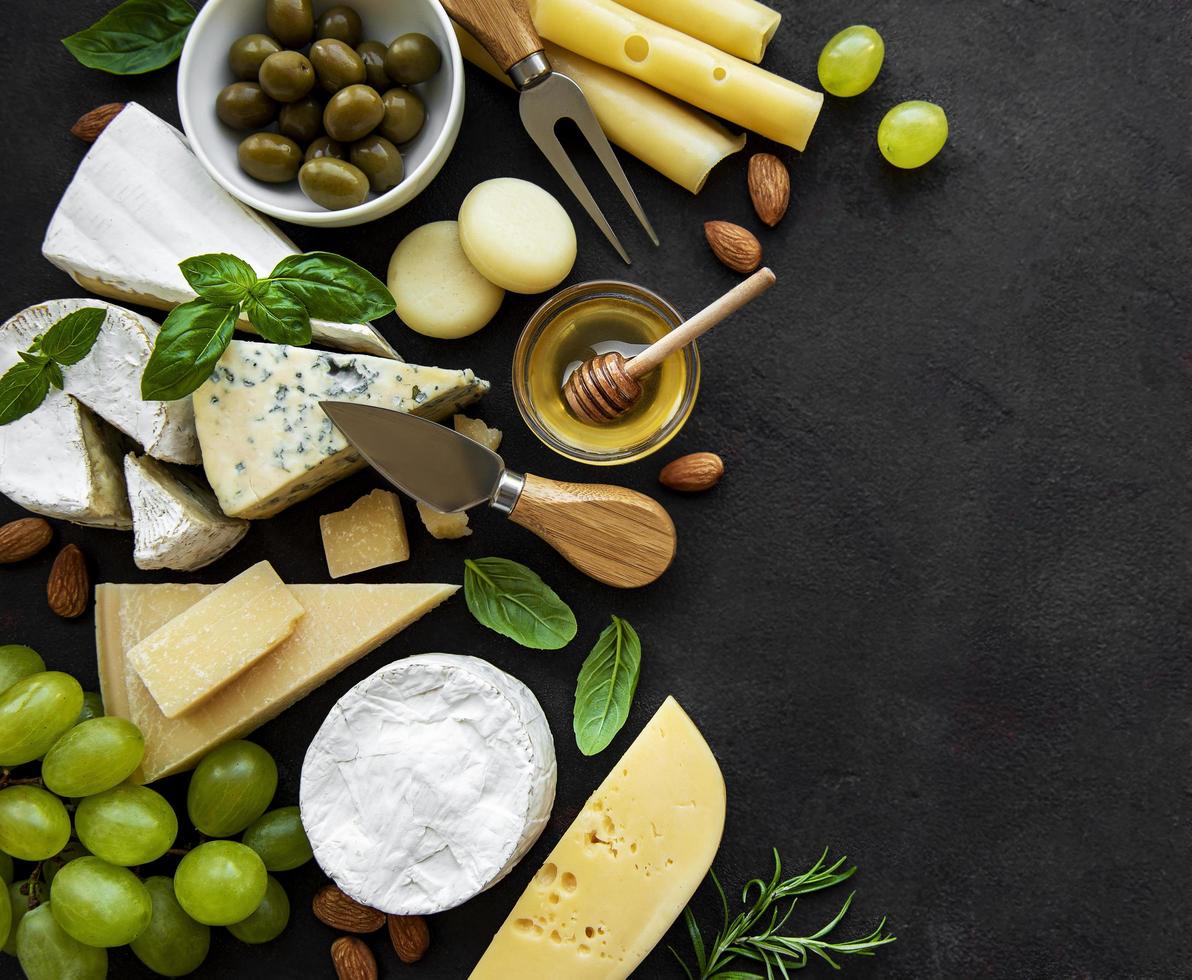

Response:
(1, 1), (1190, 977)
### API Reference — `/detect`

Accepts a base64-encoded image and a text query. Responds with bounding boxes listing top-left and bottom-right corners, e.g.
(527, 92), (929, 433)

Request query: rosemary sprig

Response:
(673, 848), (896, 979)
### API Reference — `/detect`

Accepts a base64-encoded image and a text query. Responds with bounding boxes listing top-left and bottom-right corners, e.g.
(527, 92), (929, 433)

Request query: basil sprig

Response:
(464, 558), (578, 650)
(141, 251), (394, 401)
(0, 308), (106, 425)
(63, 0), (195, 75)
(573, 616), (642, 756)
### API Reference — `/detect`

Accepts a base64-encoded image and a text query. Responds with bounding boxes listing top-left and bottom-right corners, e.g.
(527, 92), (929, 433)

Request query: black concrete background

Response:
(1, 1), (1189, 977)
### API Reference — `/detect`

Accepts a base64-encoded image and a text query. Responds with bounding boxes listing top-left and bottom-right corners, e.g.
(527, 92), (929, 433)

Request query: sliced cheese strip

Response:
(320, 489), (410, 579)
(614, 0), (780, 63)
(42, 103), (396, 358)
(470, 696), (725, 980)
(194, 340), (488, 519)
(95, 581), (458, 783)
(127, 561), (304, 718)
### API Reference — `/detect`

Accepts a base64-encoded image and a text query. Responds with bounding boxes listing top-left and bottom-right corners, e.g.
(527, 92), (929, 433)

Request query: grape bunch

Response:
(0, 644), (313, 978)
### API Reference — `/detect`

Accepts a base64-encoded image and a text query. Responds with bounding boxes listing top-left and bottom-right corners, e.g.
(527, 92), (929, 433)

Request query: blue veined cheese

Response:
(194, 341), (489, 519)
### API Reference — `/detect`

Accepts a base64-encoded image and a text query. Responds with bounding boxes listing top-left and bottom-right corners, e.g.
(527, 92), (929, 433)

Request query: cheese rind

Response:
(95, 581), (458, 783)
(470, 696), (725, 980)
(614, 0), (780, 62)
(319, 489), (410, 578)
(127, 561), (304, 718)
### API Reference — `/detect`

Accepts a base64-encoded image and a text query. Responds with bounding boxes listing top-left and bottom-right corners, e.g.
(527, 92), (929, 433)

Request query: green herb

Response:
(573, 616), (641, 756)
(141, 251), (394, 401)
(463, 558), (577, 650)
(63, 0), (195, 75)
(675, 849), (896, 978)
(0, 308), (107, 425)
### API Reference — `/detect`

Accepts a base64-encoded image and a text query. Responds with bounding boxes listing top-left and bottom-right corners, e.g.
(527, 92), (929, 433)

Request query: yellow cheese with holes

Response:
(614, 0), (780, 62)
(528, 0), (822, 150)
(320, 489), (410, 579)
(470, 696), (725, 979)
(96, 581), (457, 782)
(127, 561), (304, 718)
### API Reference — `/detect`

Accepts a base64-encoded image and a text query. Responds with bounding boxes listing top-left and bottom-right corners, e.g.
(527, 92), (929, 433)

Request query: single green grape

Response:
(40, 841), (89, 886)
(0, 646), (45, 696)
(174, 840), (267, 926)
(76, 691), (105, 723)
(818, 25), (884, 97)
(75, 784), (178, 866)
(0, 787), (71, 860)
(241, 806), (312, 871)
(877, 100), (948, 168)
(42, 716), (144, 798)
(16, 903), (107, 980)
(187, 740), (278, 838)
(3, 880), (45, 955)
(49, 855), (152, 947)
(0, 851), (11, 884)
(0, 671), (83, 766)
(0, 876), (9, 950)
(131, 876), (211, 977)
(227, 874), (289, 944)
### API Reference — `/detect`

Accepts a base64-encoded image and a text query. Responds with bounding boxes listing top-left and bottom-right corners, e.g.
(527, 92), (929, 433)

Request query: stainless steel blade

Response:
(319, 402), (503, 513)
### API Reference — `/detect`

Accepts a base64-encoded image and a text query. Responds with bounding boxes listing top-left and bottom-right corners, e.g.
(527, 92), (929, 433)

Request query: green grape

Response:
(817, 25), (884, 97)
(3, 880), (45, 955)
(49, 855), (151, 947)
(41, 841), (90, 886)
(0, 645), (45, 696)
(187, 740), (278, 837)
(131, 876), (211, 977)
(877, 100), (948, 169)
(174, 840), (267, 926)
(42, 716), (144, 798)
(0, 875), (9, 950)
(227, 874), (289, 944)
(16, 903), (107, 980)
(0, 851), (11, 884)
(76, 691), (105, 723)
(0, 786), (71, 860)
(241, 806), (312, 871)
(0, 671), (83, 766)
(75, 784), (178, 866)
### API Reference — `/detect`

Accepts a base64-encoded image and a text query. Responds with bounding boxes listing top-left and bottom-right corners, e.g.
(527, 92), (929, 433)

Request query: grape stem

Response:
(0, 769), (43, 789)
(25, 864), (42, 909)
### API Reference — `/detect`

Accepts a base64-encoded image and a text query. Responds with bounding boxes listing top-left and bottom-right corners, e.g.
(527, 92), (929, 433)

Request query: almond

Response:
(748, 153), (790, 226)
(331, 936), (377, 980)
(387, 913), (430, 963)
(703, 221), (761, 274)
(70, 103), (125, 143)
(313, 884), (385, 933)
(659, 452), (725, 492)
(46, 544), (88, 618)
(0, 518), (53, 564)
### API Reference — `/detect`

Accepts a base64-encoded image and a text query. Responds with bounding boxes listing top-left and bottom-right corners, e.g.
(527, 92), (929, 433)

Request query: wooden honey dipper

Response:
(564, 267), (777, 424)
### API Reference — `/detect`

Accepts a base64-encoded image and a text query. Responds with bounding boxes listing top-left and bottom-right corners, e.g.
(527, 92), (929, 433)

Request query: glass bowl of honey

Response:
(513, 280), (701, 465)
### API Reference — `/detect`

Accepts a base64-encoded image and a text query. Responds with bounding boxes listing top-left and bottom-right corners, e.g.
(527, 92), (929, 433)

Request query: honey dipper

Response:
(564, 267), (776, 423)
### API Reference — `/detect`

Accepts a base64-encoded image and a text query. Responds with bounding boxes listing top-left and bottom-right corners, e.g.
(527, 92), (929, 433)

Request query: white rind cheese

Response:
(42, 103), (397, 359)
(124, 453), (248, 571)
(300, 653), (556, 916)
(193, 341), (488, 519)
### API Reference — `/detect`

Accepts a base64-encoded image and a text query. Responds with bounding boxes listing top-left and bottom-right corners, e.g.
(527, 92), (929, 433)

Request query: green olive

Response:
(349, 135), (404, 193)
(216, 82), (278, 130)
(266, 0), (314, 48)
(228, 34), (281, 81)
(278, 96), (323, 143)
(258, 50), (315, 103)
(356, 41), (389, 89)
(378, 87), (425, 144)
(315, 5), (363, 47)
(304, 136), (345, 162)
(310, 38), (366, 93)
(238, 133), (304, 183)
(299, 158), (370, 210)
(384, 33), (441, 85)
(323, 84), (384, 142)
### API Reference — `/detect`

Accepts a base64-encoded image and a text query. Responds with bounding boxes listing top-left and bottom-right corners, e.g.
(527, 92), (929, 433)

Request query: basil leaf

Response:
(141, 300), (237, 401)
(463, 557), (577, 650)
(181, 253), (259, 305)
(37, 308), (106, 366)
(268, 252), (395, 323)
(45, 362), (66, 391)
(18, 351), (50, 367)
(244, 281), (311, 346)
(0, 362), (53, 426)
(62, 0), (195, 75)
(573, 616), (642, 756)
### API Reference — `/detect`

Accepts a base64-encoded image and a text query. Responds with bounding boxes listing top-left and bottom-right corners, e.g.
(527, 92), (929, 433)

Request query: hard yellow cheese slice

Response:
(470, 696), (725, 979)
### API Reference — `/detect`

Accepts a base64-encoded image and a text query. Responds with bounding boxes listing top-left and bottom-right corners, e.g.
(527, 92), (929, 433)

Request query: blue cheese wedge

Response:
(194, 341), (488, 519)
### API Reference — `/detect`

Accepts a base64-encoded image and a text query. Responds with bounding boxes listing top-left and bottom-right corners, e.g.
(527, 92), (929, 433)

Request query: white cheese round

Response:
(300, 653), (556, 915)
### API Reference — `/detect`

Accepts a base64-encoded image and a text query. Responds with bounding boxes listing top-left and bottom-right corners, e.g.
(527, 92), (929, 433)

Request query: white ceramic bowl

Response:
(178, 0), (463, 228)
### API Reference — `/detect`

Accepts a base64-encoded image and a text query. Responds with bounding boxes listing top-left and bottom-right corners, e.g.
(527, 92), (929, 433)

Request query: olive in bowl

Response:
(228, 33), (281, 80)
(316, 5), (363, 46)
(324, 84), (384, 142)
(384, 33), (440, 85)
(258, 50), (315, 102)
(378, 86), (425, 144)
(266, 0), (313, 48)
(357, 40), (389, 88)
(239, 133), (304, 182)
(216, 82), (277, 129)
(278, 96), (323, 143)
(305, 136), (345, 162)
(299, 158), (370, 210)
(310, 39), (366, 93)
(350, 135), (404, 193)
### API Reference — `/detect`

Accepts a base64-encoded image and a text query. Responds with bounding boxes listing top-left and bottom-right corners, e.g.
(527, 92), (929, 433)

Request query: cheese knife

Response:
(320, 402), (676, 588)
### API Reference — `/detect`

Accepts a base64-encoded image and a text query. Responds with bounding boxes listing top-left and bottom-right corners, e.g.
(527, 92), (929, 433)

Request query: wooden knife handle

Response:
(508, 475), (676, 588)
(439, 0), (543, 73)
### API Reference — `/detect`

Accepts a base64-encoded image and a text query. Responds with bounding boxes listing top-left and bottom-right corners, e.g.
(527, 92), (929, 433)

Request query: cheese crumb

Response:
(417, 501), (472, 539)
(454, 414), (503, 452)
